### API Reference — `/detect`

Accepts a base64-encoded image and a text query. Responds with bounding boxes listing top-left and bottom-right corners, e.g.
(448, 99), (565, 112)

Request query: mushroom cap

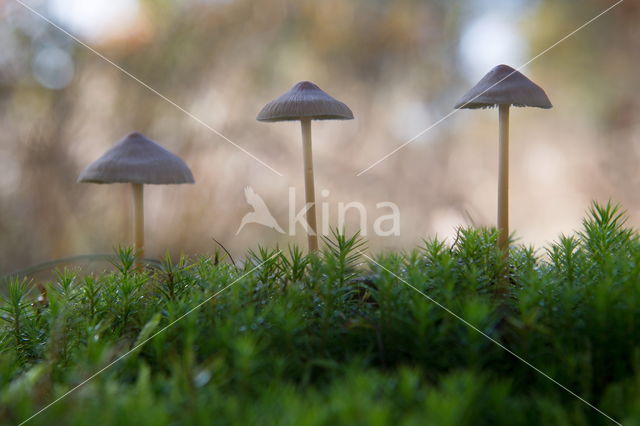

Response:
(257, 81), (354, 122)
(454, 64), (552, 109)
(78, 132), (195, 185)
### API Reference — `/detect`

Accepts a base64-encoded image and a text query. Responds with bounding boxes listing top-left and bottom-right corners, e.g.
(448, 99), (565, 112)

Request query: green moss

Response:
(1, 203), (638, 425)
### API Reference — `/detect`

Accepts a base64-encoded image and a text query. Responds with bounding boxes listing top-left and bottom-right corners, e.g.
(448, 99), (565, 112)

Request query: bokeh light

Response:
(0, 0), (637, 273)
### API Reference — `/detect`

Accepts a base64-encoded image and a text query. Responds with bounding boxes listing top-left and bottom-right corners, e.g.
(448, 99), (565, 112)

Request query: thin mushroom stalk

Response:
(453, 64), (552, 293)
(497, 104), (510, 252)
(78, 132), (194, 269)
(300, 118), (318, 251)
(257, 81), (353, 253)
(132, 183), (145, 266)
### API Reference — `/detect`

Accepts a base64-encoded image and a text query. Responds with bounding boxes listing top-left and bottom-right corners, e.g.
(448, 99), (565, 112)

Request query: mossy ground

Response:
(1, 203), (639, 425)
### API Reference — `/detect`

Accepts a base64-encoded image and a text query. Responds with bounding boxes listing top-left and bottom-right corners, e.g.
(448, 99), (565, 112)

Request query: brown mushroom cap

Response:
(78, 132), (195, 184)
(454, 64), (552, 110)
(257, 81), (354, 122)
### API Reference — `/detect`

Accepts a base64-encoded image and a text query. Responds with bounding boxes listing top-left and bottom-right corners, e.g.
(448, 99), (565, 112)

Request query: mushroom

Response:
(257, 81), (353, 251)
(78, 132), (194, 266)
(454, 64), (552, 254)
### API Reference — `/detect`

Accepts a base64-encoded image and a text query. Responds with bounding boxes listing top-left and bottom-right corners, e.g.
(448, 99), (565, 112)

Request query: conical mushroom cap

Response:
(454, 64), (552, 109)
(78, 132), (195, 185)
(257, 81), (354, 122)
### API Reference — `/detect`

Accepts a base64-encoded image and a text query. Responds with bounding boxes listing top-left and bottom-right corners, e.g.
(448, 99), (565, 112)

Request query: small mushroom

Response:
(257, 81), (353, 251)
(78, 132), (194, 266)
(454, 65), (552, 254)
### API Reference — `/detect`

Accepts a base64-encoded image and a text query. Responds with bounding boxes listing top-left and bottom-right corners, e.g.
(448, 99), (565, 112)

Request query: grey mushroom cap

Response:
(257, 81), (354, 122)
(77, 132), (195, 185)
(454, 64), (552, 110)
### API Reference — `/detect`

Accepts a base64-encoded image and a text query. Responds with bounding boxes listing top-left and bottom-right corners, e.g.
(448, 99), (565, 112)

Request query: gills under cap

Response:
(454, 64), (552, 110)
(78, 132), (195, 185)
(257, 81), (354, 122)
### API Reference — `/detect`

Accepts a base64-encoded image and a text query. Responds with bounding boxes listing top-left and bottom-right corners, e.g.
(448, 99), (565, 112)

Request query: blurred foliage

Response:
(1, 204), (640, 424)
(0, 0), (639, 273)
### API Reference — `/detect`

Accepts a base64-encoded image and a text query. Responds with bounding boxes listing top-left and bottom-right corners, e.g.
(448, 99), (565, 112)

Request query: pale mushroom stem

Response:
(497, 104), (510, 255)
(131, 183), (145, 267)
(300, 118), (318, 252)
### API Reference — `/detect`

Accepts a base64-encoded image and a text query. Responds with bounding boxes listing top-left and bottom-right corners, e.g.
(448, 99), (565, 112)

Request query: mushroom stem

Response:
(132, 183), (144, 267)
(300, 118), (318, 252)
(497, 104), (510, 254)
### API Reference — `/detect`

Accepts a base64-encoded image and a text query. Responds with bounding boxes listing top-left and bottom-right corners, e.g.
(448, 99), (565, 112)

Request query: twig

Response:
(211, 237), (237, 268)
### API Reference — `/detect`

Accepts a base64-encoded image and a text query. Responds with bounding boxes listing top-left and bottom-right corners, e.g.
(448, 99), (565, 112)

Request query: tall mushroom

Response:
(78, 132), (194, 266)
(257, 81), (353, 252)
(454, 65), (552, 254)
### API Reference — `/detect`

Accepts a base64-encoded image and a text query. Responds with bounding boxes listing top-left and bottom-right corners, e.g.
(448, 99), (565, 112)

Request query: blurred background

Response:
(1, 0), (639, 273)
